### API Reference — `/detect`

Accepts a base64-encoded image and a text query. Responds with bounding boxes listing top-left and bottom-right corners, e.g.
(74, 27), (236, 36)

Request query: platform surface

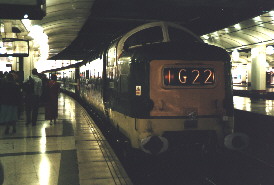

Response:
(0, 93), (132, 185)
(234, 96), (274, 116)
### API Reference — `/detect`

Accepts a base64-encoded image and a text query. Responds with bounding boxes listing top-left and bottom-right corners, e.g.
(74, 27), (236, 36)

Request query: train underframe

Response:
(108, 109), (233, 155)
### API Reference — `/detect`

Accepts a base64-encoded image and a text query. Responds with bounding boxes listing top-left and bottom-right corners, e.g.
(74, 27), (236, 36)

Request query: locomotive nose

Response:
(141, 136), (168, 155)
(224, 133), (249, 150)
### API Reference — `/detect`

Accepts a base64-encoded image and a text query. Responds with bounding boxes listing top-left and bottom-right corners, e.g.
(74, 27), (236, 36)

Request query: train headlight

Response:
(140, 136), (168, 155)
(224, 133), (249, 150)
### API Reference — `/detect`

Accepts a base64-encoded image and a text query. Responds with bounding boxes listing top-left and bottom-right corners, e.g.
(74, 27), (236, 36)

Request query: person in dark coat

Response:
(45, 74), (60, 125)
(23, 68), (42, 126)
(10, 70), (23, 119)
(0, 73), (21, 134)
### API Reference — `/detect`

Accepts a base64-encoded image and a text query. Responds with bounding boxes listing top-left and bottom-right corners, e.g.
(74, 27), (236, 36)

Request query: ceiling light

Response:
(253, 16), (261, 23)
(234, 24), (241, 30)
(202, 35), (209, 40)
(269, 11), (274, 17)
(266, 46), (274, 55)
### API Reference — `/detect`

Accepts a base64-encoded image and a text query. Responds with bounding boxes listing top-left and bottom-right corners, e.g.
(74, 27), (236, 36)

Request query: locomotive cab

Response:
(116, 21), (203, 57)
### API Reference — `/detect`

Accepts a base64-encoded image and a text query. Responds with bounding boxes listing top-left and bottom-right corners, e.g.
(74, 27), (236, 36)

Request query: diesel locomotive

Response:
(44, 22), (244, 155)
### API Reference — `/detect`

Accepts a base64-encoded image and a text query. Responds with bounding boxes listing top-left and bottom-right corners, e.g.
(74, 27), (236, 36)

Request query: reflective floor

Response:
(0, 93), (131, 185)
(233, 96), (274, 116)
(233, 85), (274, 92)
(1, 92), (272, 184)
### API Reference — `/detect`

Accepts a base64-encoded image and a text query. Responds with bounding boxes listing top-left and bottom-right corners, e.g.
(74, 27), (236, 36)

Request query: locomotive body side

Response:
(79, 58), (105, 114)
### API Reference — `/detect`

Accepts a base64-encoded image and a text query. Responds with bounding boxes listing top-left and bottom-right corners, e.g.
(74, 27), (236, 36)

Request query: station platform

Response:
(233, 85), (274, 92)
(233, 96), (274, 116)
(0, 93), (132, 185)
(233, 85), (274, 100)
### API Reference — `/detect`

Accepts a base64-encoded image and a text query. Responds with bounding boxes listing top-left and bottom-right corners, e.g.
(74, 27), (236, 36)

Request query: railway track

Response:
(87, 103), (274, 185)
(119, 148), (274, 185)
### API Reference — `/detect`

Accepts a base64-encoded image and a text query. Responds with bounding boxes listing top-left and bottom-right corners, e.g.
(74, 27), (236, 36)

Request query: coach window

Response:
(85, 70), (89, 79)
(118, 59), (130, 93)
(168, 27), (200, 43)
(107, 47), (116, 66)
(124, 26), (163, 49)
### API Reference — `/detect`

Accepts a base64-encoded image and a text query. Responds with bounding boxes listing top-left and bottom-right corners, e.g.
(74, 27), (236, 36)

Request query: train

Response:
(43, 22), (247, 155)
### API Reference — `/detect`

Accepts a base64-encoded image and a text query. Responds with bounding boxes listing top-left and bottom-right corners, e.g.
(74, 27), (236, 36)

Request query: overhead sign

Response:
(0, 38), (29, 57)
(0, 0), (37, 5)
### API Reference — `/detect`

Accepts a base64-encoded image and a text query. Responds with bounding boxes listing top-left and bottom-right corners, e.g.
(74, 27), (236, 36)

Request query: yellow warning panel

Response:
(136, 86), (141, 96)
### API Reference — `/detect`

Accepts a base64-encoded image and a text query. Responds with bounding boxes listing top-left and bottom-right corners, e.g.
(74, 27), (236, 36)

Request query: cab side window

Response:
(107, 47), (116, 66)
(124, 26), (163, 49)
(168, 27), (200, 43)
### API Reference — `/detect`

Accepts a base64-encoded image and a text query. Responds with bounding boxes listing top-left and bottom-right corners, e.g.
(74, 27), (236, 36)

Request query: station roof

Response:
(1, 0), (274, 61)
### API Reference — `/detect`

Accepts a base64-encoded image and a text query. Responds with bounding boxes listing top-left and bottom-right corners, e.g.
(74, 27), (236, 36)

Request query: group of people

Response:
(0, 68), (60, 135)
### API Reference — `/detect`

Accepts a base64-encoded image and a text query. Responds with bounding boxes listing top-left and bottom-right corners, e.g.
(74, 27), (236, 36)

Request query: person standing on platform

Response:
(45, 74), (60, 125)
(10, 70), (23, 120)
(39, 73), (49, 106)
(0, 73), (21, 134)
(23, 68), (42, 126)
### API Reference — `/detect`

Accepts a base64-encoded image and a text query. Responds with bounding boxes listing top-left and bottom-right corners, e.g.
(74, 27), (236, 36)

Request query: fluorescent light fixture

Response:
(253, 16), (261, 22)
(269, 11), (274, 17)
(202, 35), (209, 40)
